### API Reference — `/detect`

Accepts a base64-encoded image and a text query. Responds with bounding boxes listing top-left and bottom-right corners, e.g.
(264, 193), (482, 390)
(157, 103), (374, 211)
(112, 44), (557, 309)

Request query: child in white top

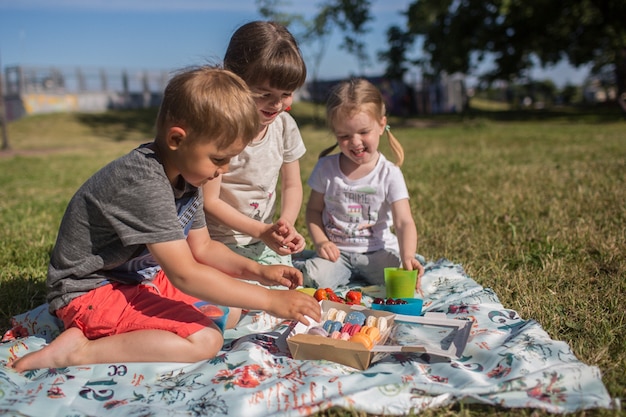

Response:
(298, 78), (424, 291)
(203, 21), (307, 268)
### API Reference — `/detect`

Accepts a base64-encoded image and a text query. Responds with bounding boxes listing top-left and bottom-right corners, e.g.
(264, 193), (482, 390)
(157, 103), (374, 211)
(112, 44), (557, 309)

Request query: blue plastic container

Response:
(370, 298), (423, 316)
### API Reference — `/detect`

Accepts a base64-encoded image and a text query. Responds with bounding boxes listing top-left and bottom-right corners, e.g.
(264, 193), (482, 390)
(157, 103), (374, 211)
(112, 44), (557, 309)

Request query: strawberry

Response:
(345, 290), (362, 305)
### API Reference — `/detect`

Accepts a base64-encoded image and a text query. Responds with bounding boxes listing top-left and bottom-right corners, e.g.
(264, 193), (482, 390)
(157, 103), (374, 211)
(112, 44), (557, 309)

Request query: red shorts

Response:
(56, 270), (228, 339)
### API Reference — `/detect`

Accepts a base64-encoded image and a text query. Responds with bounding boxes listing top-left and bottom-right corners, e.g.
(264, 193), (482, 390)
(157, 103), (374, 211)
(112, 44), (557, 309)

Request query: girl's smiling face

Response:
(251, 81), (294, 127)
(333, 110), (386, 168)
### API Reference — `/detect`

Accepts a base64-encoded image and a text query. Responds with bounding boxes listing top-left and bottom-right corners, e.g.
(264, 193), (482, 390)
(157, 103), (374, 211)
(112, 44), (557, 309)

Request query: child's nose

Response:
(217, 163), (230, 176)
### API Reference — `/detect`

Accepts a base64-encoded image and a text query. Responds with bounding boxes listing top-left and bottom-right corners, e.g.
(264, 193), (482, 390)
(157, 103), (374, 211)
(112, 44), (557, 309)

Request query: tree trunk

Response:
(616, 47), (626, 114)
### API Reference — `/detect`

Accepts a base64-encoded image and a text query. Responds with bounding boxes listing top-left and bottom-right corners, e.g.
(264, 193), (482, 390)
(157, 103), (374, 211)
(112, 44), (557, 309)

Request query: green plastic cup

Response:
(384, 267), (417, 299)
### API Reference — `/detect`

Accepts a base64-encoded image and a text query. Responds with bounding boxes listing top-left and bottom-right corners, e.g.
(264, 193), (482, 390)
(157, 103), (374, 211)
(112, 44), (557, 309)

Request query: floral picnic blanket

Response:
(0, 259), (614, 416)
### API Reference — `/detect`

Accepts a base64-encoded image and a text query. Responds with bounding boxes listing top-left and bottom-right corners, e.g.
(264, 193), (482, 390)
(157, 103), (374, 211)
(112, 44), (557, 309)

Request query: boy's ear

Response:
(166, 127), (187, 150)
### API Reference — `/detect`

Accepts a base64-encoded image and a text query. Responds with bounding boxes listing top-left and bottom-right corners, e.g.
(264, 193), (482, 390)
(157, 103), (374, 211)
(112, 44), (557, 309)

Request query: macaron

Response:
(322, 320), (342, 334)
(339, 332), (351, 341)
(359, 325), (380, 342)
(341, 323), (362, 336)
(325, 308), (338, 321)
(335, 310), (347, 323)
(350, 333), (374, 349)
(376, 316), (388, 333)
(330, 330), (341, 339)
(365, 315), (378, 327)
(307, 326), (329, 337)
(345, 311), (366, 326)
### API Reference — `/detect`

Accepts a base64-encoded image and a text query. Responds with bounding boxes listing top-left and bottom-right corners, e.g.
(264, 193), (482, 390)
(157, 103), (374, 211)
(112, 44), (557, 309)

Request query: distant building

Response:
(303, 73), (467, 116)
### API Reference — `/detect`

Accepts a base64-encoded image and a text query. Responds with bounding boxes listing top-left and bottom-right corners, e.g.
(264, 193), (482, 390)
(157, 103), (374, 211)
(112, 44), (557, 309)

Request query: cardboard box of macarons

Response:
(288, 269), (473, 370)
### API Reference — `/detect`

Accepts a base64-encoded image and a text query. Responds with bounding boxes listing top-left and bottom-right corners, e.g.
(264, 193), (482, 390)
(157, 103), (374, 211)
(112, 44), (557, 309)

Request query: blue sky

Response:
(0, 0), (589, 87)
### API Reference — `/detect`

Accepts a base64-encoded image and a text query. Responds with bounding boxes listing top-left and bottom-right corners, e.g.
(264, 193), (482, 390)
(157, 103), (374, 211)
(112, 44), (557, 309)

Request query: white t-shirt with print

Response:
(307, 152), (409, 253)
(206, 112), (306, 246)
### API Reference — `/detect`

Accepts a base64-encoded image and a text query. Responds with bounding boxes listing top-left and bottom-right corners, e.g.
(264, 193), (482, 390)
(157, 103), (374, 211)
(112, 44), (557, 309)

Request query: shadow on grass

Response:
(299, 99), (625, 127)
(0, 276), (47, 331)
(76, 108), (159, 142)
(463, 103), (625, 123)
(72, 102), (623, 141)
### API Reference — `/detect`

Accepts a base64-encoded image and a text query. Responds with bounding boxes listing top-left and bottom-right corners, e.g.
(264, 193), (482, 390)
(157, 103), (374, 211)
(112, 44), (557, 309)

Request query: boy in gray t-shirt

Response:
(11, 66), (321, 373)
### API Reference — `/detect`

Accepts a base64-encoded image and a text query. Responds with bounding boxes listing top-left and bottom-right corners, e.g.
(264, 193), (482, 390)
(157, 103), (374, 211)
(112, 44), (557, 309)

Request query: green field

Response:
(1, 104), (624, 416)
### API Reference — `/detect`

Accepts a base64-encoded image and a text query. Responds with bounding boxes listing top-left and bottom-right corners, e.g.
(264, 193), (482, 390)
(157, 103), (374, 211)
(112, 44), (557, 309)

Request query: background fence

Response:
(2, 65), (171, 121)
(1, 65), (469, 122)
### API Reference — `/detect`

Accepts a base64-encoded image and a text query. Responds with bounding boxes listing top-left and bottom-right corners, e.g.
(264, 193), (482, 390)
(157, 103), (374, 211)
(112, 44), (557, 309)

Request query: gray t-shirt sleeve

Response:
(47, 145), (199, 311)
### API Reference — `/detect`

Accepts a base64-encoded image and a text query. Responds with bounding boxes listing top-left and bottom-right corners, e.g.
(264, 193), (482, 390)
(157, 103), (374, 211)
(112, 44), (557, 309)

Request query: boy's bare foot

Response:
(10, 327), (88, 372)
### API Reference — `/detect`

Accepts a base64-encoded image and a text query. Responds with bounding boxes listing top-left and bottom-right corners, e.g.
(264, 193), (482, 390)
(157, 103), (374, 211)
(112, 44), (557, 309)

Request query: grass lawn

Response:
(1, 103), (624, 416)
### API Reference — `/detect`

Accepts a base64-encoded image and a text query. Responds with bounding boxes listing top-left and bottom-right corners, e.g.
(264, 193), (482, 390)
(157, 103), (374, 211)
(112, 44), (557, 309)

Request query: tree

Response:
(256, 0), (374, 117)
(378, 25), (415, 81)
(257, 0), (373, 77)
(403, 0), (626, 111)
(324, 0), (374, 73)
(256, 0), (303, 27)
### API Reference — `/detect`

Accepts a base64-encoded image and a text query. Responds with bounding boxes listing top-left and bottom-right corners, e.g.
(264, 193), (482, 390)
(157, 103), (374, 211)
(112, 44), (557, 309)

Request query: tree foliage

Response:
(378, 25), (415, 81)
(256, 0), (373, 76)
(256, 0), (626, 110)
(324, 0), (374, 71)
(404, 0), (626, 109)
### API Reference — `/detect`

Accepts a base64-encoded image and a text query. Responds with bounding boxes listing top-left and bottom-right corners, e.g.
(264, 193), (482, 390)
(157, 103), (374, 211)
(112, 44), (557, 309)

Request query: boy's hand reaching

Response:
(255, 264), (303, 289)
(267, 289), (322, 326)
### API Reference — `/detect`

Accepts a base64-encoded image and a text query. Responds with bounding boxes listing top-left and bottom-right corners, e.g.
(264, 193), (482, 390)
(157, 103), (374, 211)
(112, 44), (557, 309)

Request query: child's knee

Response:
(188, 327), (224, 360)
(303, 259), (351, 289)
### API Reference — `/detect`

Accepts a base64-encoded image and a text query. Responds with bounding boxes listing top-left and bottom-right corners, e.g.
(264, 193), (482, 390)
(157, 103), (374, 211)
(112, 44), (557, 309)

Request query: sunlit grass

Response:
(1, 106), (624, 416)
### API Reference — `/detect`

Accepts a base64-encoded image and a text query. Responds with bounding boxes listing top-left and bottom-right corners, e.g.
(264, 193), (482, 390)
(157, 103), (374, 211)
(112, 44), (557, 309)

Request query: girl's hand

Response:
(260, 219), (306, 255)
(275, 218), (306, 253)
(403, 257), (425, 296)
(285, 231), (306, 253)
(315, 241), (340, 262)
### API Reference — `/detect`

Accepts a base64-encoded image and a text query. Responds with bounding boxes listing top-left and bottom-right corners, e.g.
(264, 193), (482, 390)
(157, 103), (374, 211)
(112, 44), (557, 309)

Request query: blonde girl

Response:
(298, 78), (424, 291)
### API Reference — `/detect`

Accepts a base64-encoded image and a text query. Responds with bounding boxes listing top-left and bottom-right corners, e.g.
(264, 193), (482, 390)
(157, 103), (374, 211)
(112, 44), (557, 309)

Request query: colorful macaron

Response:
(341, 322), (362, 336)
(307, 326), (329, 337)
(322, 320), (342, 334)
(324, 308), (338, 321)
(350, 333), (374, 349)
(358, 325), (380, 342)
(365, 315), (378, 327)
(335, 310), (347, 323)
(345, 311), (366, 326)
(376, 316), (388, 333)
(324, 308), (347, 323)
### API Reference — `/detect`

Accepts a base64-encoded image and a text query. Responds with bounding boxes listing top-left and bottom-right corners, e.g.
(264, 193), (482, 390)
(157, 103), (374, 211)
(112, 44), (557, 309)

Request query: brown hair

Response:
(155, 66), (259, 149)
(320, 78), (405, 166)
(224, 21), (307, 91)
